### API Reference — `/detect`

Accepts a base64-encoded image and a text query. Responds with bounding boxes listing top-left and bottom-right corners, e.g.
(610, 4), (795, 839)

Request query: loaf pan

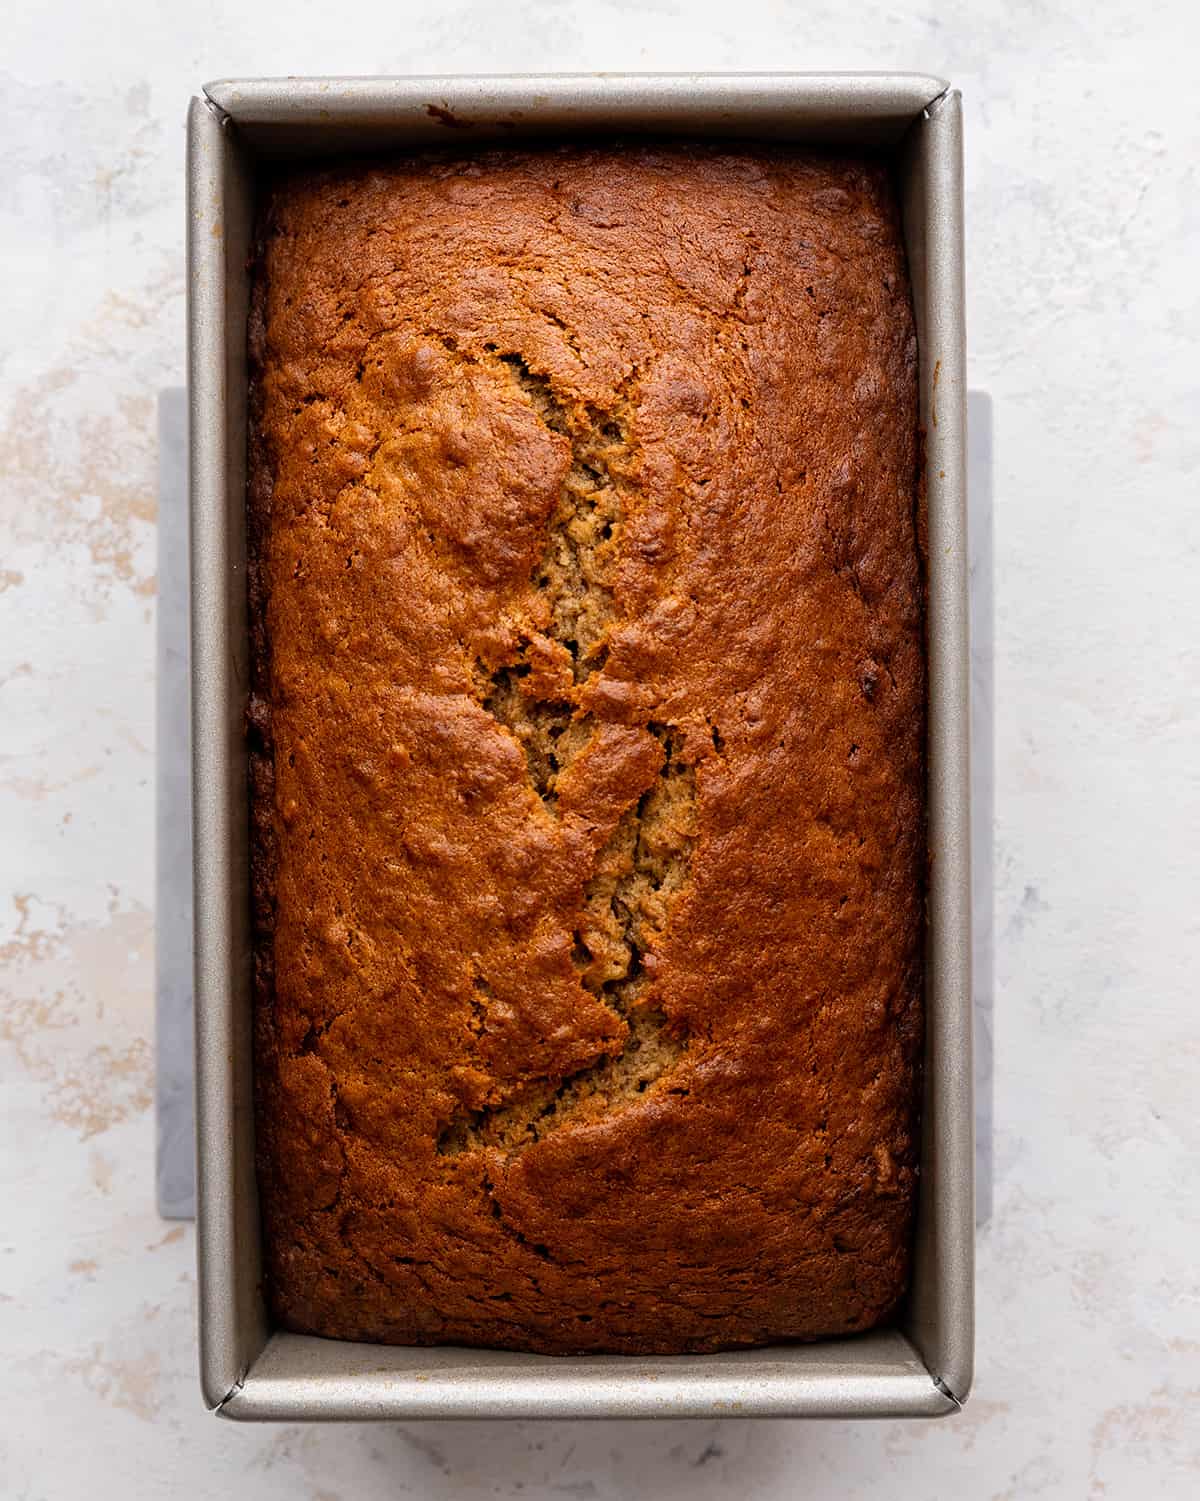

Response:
(188, 72), (971, 1421)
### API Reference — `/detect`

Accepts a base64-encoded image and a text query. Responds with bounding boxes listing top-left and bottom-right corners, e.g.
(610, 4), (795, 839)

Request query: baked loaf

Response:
(248, 143), (924, 1355)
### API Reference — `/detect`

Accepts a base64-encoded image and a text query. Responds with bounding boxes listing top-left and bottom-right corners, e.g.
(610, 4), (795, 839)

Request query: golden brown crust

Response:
(249, 143), (923, 1354)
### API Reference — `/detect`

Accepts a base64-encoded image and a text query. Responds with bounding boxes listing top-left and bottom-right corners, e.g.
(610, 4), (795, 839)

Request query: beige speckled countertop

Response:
(3, 2), (1198, 1495)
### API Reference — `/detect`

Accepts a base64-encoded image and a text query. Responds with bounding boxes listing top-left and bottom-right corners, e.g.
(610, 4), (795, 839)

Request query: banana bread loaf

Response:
(247, 142), (924, 1354)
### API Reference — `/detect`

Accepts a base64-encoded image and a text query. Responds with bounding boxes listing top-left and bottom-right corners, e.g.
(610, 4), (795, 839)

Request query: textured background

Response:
(2, 2), (1198, 1496)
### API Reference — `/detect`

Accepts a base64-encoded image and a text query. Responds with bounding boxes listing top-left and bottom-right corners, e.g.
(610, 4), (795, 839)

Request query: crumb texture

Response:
(248, 143), (924, 1355)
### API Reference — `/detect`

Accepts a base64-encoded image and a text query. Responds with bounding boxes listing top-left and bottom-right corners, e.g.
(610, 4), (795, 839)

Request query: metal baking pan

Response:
(188, 72), (971, 1421)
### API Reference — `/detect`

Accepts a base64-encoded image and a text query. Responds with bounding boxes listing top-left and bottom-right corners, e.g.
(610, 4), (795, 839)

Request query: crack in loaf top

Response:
(248, 142), (925, 1355)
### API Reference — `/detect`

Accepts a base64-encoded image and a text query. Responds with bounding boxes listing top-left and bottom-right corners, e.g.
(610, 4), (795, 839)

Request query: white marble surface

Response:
(3, 2), (1198, 1495)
